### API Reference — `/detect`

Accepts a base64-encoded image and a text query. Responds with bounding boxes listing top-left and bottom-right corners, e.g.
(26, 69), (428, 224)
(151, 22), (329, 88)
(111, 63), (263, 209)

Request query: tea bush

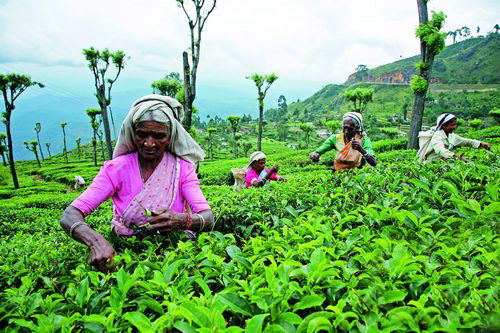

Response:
(0, 129), (498, 332)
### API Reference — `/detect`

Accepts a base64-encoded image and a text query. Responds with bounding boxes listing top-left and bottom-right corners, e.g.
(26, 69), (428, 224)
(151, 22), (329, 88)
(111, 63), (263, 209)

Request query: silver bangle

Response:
(196, 213), (206, 231)
(69, 222), (86, 238)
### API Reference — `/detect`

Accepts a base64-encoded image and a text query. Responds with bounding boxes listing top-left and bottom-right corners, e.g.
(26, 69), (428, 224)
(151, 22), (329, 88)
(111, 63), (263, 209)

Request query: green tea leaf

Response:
(293, 295), (325, 311)
(245, 314), (268, 333)
(219, 293), (253, 317)
(377, 290), (407, 305)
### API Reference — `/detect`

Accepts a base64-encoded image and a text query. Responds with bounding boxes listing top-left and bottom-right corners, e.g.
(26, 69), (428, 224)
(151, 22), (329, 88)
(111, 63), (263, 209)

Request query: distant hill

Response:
(346, 34), (500, 84)
(268, 34), (500, 129)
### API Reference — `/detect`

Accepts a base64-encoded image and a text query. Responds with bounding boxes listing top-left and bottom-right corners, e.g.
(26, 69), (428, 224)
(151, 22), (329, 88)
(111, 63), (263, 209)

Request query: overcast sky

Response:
(1, 0), (499, 102)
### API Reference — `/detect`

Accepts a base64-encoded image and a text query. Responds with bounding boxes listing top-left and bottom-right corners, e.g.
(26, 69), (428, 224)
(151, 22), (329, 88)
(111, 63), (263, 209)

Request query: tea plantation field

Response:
(0, 131), (499, 332)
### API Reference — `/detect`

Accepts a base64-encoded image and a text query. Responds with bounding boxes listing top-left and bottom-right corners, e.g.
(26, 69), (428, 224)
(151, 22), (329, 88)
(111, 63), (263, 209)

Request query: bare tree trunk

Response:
(34, 150), (41, 168)
(257, 98), (264, 151)
(36, 132), (44, 161)
(233, 131), (237, 158)
(100, 140), (105, 162)
(92, 137), (97, 167)
(62, 129), (68, 163)
(5, 118), (19, 189)
(408, 0), (433, 149)
(47, 146), (51, 157)
(182, 51), (193, 131)
(99, 86), (113, 160)
(1, 152), (6, 166)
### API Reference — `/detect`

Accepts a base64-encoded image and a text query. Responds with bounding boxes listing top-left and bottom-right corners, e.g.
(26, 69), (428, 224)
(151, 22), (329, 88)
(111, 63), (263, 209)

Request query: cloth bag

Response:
(416, 130), (434, 163)
(334, 140), (362, 171)
(231, 168), (247, 190)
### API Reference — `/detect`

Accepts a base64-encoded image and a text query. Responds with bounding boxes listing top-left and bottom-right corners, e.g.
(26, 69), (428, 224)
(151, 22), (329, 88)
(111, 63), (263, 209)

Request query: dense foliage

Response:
(0, 130), (498, 332)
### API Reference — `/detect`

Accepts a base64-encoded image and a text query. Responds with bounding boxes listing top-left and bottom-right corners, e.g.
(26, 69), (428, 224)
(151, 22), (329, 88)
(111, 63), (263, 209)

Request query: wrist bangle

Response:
(69, 222), (86, 238)
(184, 212), (193, 230)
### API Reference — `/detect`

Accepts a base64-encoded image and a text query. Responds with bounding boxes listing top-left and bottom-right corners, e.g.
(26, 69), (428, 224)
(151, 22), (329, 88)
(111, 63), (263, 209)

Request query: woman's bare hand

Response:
(88, 238), (116, 273)
(146, 210), (186, 233)
(270, 165), (279, 174)
(480, 142), (491, 150)
(310, 152), (320, 162)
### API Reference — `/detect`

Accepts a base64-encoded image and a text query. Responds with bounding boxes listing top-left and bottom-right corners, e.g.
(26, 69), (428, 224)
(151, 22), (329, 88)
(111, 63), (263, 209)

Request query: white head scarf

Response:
(343, 112), (364, 132)
(246, 151), (266, 170)
(433, 113), (457, 131)
(113, 94), (205, 164)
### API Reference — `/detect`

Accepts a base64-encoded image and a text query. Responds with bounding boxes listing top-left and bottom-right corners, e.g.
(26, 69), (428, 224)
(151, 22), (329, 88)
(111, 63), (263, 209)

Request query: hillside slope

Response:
(347, 34), (500, 84)
(270, 35), (500, 128)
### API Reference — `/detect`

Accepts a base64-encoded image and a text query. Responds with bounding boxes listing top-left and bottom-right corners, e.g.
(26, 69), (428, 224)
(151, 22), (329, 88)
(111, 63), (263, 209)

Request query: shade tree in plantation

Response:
(343, 88), (373, 113)
(325, 120), (341, 134)
(97, 129), (105, 162)
(45, 143), (51, 157)
(34, 122), (44, 161)
(495, 24), (499, 34)
(247, 73), (278, 151)
(206, 127), (217, 159)
(240, 141), (253, 157)
(24, 140), (41, 168)
(61, 122), (68, 163)
(151, 72), (183, 97)
(86, 108), (101, 166)
(299, 123), (315, 148)
(0, 73), (44, 189)
(75, 138), (81, 160)
(0, 133), (7, 166)
(407, 4), (446, 149)
(227, 115), (241, 159)
(176, 0), (217, 131)
(83, 47), (126, 159)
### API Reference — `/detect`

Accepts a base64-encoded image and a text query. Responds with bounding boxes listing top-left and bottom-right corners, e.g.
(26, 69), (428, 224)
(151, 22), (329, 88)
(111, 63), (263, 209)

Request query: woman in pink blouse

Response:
(60, 95), (213, 273)
(246, 151), (286, 188)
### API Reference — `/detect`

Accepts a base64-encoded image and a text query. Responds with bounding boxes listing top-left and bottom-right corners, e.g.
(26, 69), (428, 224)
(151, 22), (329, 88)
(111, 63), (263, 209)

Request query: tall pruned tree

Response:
(407, 4), (446, 149)
(61, 122), (68, 163)
(24, 140), (41, 168)
(0, 133), (7, 166)
(241, 142), (253, 157)
(299, 123), (315, 148)
(247, 73), (278, 151)
(97, 129), (105, 162)
(343, 88), (373, 113)
(83, 47), (126, 159)
(495, 24), (499, 33)
(86, 108), (101, 166)
(45, 142), (52, 158)
(176, 0), (217, 131)
(447, 30), (458, 44)
(0, 73), (44, 188)
(461, 26), (471, 39)
(75, 137), (81, 160)
(34, 122), (45, 161)
(152, 72), (182, 97)
(227, 115), (241, 158)
(206, 127), (216, 159)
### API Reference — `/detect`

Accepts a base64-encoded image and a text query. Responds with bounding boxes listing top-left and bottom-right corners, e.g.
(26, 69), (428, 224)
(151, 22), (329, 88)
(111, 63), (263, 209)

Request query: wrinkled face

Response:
(252, 158), (266, 172)
(134, 121), (170, 161)
(343, 119), (357, 140)
(442, 119), (458, 134)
